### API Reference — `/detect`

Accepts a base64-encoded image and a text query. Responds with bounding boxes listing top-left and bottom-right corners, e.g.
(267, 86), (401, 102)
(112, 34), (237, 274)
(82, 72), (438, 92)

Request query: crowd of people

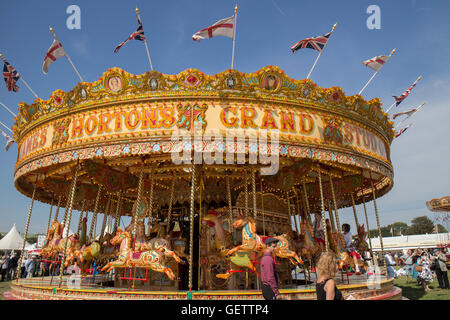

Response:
(0, 253), (40, 281)
(393, 247), (449, 291)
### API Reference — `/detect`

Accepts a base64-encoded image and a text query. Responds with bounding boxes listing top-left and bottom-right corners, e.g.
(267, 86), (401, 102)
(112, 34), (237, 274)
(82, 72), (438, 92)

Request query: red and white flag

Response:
(362, 55), (390, 72)
(42, 39), (66, 74)
(394, 123), (412, 138)
(392, 108), (418, 120)
(192, 15), (235, 41)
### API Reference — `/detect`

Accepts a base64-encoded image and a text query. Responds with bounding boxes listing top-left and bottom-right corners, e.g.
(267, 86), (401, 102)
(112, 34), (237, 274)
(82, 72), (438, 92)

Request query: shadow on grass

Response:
(395, 280), (427, 300)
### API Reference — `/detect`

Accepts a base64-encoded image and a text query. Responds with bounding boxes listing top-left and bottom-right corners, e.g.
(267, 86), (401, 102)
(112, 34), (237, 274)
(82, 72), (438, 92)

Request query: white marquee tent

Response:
(0, 224), (34, 251)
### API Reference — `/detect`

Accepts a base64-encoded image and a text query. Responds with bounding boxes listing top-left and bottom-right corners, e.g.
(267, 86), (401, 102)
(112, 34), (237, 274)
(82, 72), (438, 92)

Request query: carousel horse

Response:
(298, 220), (322, 262)
(100, 228), (182, 280)
(202, 211), (233, 253)
(202, 211), (255, 280)
(41, 220), (63, 259)
(339, 251), (366, 273)
(354, 223), (370, 258)
(225, 213), (304, 266)
(74, 241), (102, 275)
(96, 232), (117, 264)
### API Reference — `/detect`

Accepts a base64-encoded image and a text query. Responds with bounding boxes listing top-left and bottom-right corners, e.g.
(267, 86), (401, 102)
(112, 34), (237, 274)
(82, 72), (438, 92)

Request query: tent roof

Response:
(0, 224), (31, 250)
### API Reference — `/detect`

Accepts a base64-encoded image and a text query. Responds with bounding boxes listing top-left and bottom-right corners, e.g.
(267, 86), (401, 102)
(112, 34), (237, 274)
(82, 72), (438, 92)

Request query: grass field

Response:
(393, 276), (450, 300)
(0, 280), (12, 300)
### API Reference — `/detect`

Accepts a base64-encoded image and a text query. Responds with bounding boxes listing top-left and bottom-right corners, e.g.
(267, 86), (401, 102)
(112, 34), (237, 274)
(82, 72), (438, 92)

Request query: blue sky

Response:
(0, 0), (449, 235)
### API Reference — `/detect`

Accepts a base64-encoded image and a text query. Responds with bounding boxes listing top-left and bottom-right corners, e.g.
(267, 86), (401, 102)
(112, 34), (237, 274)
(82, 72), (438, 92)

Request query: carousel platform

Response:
(4, 273), (401, 300)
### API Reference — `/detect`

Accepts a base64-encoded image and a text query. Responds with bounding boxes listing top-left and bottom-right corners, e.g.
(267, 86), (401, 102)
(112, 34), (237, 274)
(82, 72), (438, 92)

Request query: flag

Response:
(394, 123), (412, 138)
(393, 77), (421, 107)
(192, 15), (235, 41)
(362, 55), (390, 72)
(0, 128), (14, 151)
(114, 17), (146, 53)
(392, 107), (418, 120)
(42, 39), (67, 74)
(291, 32), (332, 53)
(2, 60), (20, 92)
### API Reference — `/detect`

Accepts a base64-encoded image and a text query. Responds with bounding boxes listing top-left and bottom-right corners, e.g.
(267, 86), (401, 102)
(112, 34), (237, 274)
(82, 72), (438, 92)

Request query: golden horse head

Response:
(110, 228), (131, 245)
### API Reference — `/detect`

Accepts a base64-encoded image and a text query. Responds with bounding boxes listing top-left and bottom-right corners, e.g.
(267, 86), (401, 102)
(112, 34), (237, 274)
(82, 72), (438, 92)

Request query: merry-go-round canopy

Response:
(12, 65), (395, 218)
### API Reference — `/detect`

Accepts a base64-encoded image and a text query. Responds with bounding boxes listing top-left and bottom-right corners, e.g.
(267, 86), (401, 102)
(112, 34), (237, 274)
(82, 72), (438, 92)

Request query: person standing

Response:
(417, 252), (433, 292)
(0, 256), (8, 282)
(9, 253), (18, 280)
(433, 249), (449, 289)
(260, 237), (280, 300)
(401, 249), (414, 283)
(385, 252), (396, 279)
(316, 251), (344, 300)
(25, 256), (36, 279)
(21, 256), (28, 278)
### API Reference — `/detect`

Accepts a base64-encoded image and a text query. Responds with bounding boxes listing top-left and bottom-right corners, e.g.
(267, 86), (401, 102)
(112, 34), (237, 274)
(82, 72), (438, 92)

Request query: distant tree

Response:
(26, 234), (38, 244)
(391, 222), (408, 235)
(437, 224), (448, 233)
(405, 216), (434, 235)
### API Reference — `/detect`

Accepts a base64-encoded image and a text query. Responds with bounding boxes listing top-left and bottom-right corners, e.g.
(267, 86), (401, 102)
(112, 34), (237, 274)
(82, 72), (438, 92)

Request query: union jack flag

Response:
(393, 76), (422, 107)
(290, 32), (331, 53)
(114, 17), (146, 53)
(3, 60), (20, 92)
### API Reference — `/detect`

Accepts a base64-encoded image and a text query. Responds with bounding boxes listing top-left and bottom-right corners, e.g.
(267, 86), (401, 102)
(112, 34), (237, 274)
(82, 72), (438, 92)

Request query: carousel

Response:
(4, 65), (401, 300)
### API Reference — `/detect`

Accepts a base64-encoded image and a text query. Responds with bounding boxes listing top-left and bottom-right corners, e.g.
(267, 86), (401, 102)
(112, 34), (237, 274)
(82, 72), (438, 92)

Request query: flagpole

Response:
(306, 22), (337, 80)
(231, 5), (238, 70)
(385, 75), (422, 114)
(385, 101), (396, 114)
(49, 27), (84, 82)
(0, 121), (13, 134)
(136, 7), (153, 71)
(0, 53), (40, 100)
(359, 48), (396, 96)
(394, 102), (425, 129)
(0, 101), (17, 117)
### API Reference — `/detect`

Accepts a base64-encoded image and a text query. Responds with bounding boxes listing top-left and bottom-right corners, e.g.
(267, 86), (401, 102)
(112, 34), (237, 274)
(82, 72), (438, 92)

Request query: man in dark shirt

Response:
(260, 237), (280, 300)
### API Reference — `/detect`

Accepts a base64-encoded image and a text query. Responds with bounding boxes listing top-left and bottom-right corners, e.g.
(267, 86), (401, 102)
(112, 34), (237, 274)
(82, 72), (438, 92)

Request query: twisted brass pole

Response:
(89, 185), (103, 242)
(317, 164), (328, 252)
(16, 185), (37, 281)
(350, 193), (360, 226)
(76, 200), (86, 237)
(302, 178), (312, 225)
(133, 166), (145, 240)
(244, 169), (249, 216)
(370, 172), (387, 278)
(53, 195), (63, 222)
(147, 171), (154, 238)
(167, 176), (176, 235)
(45, 199), (55, 236)
(227, 175), (233, 233)
(292, 188), (300, 234)
(328, 173), (341, 231)
(252, 169), (257, 221)
(188, 164), (197, 291)
(260, 178), (266, 236)
(362, 196), (373, 253)
(114, 191), (122, 234)
(100, 194), (112, 240)
(58, 162), (81, 288)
